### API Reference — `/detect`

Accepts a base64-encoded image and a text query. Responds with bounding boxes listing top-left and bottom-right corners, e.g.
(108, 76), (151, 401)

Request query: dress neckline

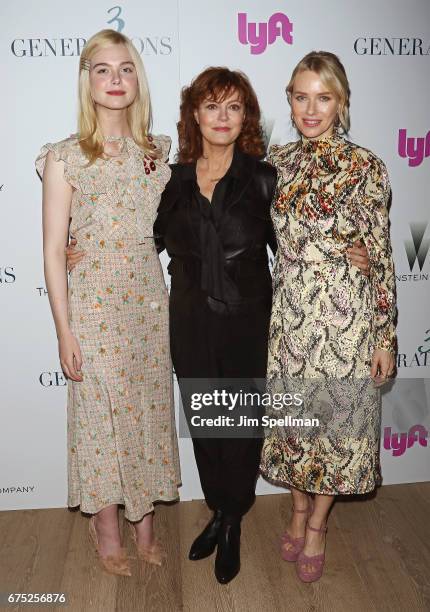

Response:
(103, 135), (132, 142)
(102, 135), (143, 159)
(301, 131), (344, 155)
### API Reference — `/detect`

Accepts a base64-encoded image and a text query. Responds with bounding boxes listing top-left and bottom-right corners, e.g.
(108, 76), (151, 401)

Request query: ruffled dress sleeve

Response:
(35, 138), (80, 188)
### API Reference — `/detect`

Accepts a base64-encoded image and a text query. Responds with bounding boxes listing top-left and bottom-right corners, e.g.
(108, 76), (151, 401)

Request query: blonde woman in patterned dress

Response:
(260, 52), (396, 582)
(36, 30), (180, 576)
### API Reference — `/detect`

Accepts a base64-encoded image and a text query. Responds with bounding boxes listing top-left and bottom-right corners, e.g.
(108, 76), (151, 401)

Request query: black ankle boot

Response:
(214, 515), (241, 584)
(189, 510), (223, 560)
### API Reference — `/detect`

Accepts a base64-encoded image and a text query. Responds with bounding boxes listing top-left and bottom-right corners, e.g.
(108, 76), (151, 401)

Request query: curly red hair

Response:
(177, 67), (266, 162)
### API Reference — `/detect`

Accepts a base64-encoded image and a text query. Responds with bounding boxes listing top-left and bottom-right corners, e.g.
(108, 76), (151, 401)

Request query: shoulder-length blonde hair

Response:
(286, 51), (351, 133)
(78, 29), (155, 163)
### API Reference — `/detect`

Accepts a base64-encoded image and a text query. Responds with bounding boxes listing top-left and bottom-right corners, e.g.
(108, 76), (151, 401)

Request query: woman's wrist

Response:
(374, 335), (396, 355)
(57, 326), (73, 341)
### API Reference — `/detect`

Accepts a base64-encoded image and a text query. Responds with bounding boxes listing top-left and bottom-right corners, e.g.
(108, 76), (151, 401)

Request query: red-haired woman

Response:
(154, 67), (277, 584)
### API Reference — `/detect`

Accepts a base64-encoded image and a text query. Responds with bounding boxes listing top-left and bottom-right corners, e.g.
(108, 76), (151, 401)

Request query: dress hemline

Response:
(68, 484), (181, 522)
(259, 469), (381, 496)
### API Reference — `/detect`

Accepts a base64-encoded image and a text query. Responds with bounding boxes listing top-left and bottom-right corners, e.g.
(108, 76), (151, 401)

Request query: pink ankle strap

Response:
(307, 522), (327, 533)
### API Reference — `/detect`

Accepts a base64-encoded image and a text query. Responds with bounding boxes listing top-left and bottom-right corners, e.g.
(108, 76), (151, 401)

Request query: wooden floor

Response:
(0, 483), (429, 612)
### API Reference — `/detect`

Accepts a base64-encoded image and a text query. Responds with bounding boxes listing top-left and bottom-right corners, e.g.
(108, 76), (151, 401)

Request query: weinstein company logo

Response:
(10, 6), (172, 58)
(0, 485), (35, 495)
(238, 12), (293, 55)
(396, 222), (429, 283)
(398, 129), (430, 167)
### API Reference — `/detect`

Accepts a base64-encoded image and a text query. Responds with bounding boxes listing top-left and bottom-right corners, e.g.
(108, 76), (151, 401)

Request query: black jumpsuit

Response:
(154, 147), (277, 516)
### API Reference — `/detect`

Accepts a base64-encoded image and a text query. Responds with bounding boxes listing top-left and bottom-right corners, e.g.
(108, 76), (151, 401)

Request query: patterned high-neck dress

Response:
(36, 135), (181, 520)
(260, 133), (396, 495)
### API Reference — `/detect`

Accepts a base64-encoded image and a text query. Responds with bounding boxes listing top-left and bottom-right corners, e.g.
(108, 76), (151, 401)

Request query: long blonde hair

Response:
(286, 51), (351, 133)
(78, 29), (154, 163)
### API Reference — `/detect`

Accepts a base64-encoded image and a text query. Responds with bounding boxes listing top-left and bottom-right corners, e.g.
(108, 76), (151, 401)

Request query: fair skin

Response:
(290, 68), (340, 140)
(287, 69), (395, 560)
(43, 43), (154, 561)
(193, 92), (245, 201)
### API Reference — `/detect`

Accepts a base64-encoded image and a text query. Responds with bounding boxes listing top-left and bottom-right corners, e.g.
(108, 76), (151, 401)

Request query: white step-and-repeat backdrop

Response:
(1, 0), (429, 511)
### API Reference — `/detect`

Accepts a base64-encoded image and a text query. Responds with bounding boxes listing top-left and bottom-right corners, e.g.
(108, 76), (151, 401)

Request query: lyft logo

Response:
(383, 424), (428, 456)
(238, 12), (293, 55)
(398, 129), (430, 167)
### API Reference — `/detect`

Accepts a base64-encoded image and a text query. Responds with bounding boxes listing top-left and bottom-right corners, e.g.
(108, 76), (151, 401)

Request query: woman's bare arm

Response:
(42, 151), (82, 381)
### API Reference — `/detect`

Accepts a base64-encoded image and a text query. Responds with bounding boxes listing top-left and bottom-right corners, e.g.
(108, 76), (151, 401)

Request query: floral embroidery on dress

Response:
(36, 134), (181, 520)
(260, 133), (397, 495)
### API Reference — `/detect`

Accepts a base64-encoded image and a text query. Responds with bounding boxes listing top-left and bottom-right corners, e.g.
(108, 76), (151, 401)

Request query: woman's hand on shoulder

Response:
(152, 134), (171, 162)
(371, 348), (395, 387)
(58, 330), (83, 382)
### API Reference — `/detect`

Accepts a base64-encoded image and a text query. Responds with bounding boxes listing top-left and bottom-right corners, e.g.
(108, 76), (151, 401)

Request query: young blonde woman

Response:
(36, 29), (180, 576)
(260, 51), (396, 583)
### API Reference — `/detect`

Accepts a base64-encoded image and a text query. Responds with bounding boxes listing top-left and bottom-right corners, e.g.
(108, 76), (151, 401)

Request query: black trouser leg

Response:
(170, 288), (270, 517)
(190, 436), (263, 515)
(218, 437), (264, 515)
(191, 437), (223, 511)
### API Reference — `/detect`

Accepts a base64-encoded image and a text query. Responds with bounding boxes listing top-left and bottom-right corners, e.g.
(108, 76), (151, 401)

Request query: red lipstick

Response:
(106, 90), (126, 96)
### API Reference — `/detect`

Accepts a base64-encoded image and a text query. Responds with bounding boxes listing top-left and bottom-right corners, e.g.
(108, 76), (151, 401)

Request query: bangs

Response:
(206, 85), (244, 103)
(195, 71), (247, 105)
(311, 68), (342, 100)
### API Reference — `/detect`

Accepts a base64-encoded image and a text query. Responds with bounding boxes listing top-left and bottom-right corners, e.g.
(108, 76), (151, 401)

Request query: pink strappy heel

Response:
(280, 497), (314, 562)
(296, 522), (327, 583)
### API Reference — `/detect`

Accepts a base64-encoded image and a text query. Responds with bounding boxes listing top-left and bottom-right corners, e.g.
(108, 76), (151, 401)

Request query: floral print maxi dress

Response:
(260, 134), (396, 495)
(36, 135), (181, 520)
